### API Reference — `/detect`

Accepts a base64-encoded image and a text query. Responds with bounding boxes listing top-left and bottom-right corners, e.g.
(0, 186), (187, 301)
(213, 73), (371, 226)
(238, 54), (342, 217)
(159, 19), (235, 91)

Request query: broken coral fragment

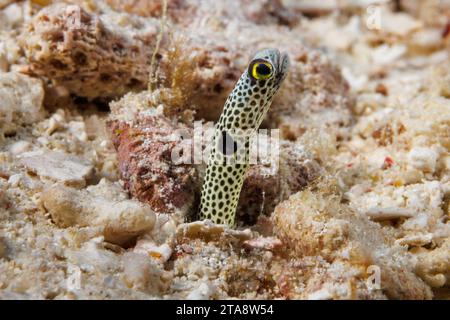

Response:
(122, 251), (172, 293)
(41, 181), (156, 245)
(18, 149), (94, 187)
(21, 3), (159, 98)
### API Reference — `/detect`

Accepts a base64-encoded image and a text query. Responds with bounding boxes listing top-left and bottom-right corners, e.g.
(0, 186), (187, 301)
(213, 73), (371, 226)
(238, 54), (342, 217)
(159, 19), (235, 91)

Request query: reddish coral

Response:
(110, 115), (198, 214)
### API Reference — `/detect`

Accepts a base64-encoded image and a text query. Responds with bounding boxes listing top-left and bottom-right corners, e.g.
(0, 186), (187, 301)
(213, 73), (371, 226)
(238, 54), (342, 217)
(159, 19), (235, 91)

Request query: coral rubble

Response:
(0, 0), (448, 300)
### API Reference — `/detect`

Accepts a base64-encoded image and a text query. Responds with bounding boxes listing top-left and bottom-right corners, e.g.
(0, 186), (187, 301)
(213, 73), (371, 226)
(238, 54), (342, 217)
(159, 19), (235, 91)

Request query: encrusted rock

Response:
(21, 3), (160, 98)
(109, 107), (198, 215)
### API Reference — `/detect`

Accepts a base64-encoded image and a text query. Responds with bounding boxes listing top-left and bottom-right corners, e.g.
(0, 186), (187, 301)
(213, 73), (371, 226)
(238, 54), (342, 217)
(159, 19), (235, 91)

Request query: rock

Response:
(347, 181), (444, 231)
(272, 189), (433, 299)
(66, 238), (121, 273)
(0, 2), (27, 30)
(109, 108), (199, 215)
(18, 149), (94, 187)
(7, 174), (22, 188)
(365, 207), (415, 221)
(376, 8), (423, 37)
(0, 72), (45, 135)
(41, 181), (156, 245)
(20, 3), (160, 98)
(23, 2), (352, 140)
(122, 252), (171, 292)
(416, 239), (450, 288)
(408, 147), (439, 173)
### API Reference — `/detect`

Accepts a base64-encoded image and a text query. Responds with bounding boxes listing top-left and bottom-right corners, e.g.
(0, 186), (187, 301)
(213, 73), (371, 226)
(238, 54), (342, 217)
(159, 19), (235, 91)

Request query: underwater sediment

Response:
(0, 0), (449, 299)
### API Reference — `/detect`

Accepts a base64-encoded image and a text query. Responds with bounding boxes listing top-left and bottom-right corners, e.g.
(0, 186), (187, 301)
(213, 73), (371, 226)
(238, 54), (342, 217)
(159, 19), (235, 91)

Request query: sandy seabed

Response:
(0, 0), (449, 299)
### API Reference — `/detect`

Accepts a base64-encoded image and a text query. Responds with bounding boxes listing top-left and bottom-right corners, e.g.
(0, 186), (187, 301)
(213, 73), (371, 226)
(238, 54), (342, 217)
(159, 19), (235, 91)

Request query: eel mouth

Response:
(277, 51), (290, 82)
(268, 48), (289, 82)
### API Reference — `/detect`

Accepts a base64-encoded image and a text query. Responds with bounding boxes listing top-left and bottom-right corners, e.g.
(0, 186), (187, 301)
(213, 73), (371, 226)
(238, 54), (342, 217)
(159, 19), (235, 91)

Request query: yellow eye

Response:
(250, 60), (273, 80)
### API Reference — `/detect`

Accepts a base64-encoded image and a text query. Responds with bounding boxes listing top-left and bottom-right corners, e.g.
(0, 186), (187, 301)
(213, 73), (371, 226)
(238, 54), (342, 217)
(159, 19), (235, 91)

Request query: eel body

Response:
(199, 48), (289, 226)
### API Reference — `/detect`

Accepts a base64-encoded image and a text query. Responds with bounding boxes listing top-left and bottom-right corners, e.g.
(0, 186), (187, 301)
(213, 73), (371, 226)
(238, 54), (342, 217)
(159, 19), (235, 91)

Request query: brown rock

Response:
(21, 3), (159, 98)
(109, 109), (198, 214)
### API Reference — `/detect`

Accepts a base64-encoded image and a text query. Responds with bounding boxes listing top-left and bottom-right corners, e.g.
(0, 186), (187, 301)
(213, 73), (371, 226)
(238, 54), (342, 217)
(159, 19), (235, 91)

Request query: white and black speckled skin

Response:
(199, 49), (290, 226)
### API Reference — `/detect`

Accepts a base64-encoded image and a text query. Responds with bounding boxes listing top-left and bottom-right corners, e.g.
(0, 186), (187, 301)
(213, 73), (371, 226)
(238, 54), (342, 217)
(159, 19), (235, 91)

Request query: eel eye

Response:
(249, 59), (273, 81)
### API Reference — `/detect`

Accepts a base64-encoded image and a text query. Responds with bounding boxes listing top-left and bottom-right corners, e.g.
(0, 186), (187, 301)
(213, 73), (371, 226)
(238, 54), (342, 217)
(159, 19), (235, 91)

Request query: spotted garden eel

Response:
(199, 48), (289, 226)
